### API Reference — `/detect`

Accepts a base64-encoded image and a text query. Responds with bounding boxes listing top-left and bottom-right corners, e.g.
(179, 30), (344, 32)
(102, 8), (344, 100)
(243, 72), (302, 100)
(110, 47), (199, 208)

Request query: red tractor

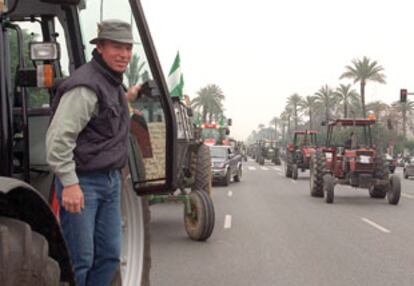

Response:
(309, 118), (401, 204)
(285, 130), (319, 179)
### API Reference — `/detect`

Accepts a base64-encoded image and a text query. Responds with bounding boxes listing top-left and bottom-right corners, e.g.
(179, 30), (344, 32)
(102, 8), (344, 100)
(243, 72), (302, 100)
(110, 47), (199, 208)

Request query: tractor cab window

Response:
(5, 15), (70, 182)
(79, 0), (167, 186)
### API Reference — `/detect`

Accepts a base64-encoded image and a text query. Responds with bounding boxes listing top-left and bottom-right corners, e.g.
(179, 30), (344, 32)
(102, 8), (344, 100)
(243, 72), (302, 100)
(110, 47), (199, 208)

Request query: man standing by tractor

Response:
(46, 20), (139, 286)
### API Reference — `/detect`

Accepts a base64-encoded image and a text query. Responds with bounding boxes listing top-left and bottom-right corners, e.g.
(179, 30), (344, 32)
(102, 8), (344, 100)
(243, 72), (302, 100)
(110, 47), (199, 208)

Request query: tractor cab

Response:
(323, 118), (376, 178)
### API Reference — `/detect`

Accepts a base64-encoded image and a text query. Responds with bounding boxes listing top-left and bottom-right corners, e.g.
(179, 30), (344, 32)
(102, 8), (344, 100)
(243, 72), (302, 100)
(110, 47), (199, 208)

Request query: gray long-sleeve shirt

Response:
(46, 86), (98, 186)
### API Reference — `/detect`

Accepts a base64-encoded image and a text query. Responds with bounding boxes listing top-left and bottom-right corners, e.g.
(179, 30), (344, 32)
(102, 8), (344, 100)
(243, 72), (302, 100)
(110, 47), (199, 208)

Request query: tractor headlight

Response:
(357, 155), (372, 164)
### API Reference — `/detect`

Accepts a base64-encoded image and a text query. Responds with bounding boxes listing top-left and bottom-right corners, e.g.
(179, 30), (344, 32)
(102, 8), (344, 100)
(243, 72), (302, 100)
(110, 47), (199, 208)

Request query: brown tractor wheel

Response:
(285, 153), (293, 178)
(370, 153), (388, 199)
(310, 151), (326, 197)
(191, 144), (212, 196)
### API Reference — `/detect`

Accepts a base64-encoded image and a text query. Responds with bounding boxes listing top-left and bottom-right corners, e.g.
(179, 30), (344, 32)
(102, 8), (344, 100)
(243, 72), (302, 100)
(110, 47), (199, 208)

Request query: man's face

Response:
(96, 40), (133, 73)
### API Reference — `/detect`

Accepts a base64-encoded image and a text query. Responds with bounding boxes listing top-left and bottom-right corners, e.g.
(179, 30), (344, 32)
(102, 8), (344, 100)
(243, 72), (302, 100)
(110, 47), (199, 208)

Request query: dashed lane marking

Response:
(224, 215), (232, 229)
(290, 179), (297, 184)
(248, 166), (256, 171)
(228, 191), (233, 197)
(361, 217), (391, 234)
(260, 166), (269, 171)
(402, 193), (414, 199)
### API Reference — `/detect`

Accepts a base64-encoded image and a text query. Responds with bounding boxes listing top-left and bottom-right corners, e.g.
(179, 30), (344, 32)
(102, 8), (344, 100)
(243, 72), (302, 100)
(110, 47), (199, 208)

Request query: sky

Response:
(138, 0), (414, 141)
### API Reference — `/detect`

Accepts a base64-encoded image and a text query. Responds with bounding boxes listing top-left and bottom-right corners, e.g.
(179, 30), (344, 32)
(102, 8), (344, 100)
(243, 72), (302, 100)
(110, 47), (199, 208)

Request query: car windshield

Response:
(210, 147), (228, 158)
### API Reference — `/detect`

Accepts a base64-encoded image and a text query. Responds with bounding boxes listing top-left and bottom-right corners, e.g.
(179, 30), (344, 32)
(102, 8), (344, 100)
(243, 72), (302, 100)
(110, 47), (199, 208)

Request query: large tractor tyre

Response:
(191, 144), (212, 196)
(259, 156), (265, 165)
(274, 157), (281, 166)
(387, 175), (401, 205)
(323, 174), (335, 204)
(0, 217), (60, 286)
(112, 171), (151, 286)
(292, 164), (298, 180)
(310, 151), (325, 197)
(285, 153), (293, 178)
(223, 169), (231, 186)
(368, 185), (387, 199)
(184, 190), (215, 241)
(374, 154), (389, 180)
(234, 165), (242, 182)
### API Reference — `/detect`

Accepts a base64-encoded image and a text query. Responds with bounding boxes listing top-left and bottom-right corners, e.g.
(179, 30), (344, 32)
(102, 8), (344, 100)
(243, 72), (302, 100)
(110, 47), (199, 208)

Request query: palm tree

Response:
(125, 53), (146, 87)
(287, 93), (302, 130)
(269, 116), (280, 140)
(299, 95), (317, 129)
(281, 107), (292, 140)
(340, 56), (386, 118)
(315, 84), (336, 122)
(191, 84), (225, 123)
(392, 100), (414, 138)
(335, 84), (358, 118)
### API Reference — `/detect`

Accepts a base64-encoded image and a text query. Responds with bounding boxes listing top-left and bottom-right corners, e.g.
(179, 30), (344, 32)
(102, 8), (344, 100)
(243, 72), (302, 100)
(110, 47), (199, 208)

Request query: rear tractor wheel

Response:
(310, 151), (325, 197)
(285, 153), (293, 178)
(324, 174), (335, 204)
(387, 175), (401, 205)
(191, 144), (212, 196)
(292, 164), (298, 180)
(0, 217), (60, 286)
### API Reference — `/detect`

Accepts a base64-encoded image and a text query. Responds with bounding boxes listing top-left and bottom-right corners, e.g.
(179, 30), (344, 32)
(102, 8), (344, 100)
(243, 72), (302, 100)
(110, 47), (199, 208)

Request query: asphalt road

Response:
(150, 160), (414, 286)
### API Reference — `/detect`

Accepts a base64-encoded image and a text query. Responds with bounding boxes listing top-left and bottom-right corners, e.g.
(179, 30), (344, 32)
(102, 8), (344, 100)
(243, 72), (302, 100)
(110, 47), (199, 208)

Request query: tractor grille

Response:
(356, 150), (374, 157)
(355, 162), (374, 172)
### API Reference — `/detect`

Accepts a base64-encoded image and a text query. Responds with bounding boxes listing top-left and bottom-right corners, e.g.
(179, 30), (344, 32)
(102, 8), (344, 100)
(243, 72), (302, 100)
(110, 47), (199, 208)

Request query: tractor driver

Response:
(344, 132), (357, 149)
(46, 20), (140, 286)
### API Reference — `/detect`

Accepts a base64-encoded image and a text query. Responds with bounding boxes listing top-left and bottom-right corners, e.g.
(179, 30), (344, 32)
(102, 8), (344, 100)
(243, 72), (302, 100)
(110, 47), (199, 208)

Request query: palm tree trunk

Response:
(360, 81), (366, 118)
(274, 122), (278, 140)
(325, 103), (329, 122)
(294, 105), (298, 130)
(403, 105), (407, 138)
(287, 115), (291, 139)
(309, 109), (313, 129)
(344, 99), (348, 118)
(202, 108), (207, 123)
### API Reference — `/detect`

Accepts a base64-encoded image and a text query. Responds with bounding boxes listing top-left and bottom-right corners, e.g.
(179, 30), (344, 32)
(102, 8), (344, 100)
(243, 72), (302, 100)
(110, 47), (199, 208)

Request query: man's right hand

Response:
(62, 184), (85, 214)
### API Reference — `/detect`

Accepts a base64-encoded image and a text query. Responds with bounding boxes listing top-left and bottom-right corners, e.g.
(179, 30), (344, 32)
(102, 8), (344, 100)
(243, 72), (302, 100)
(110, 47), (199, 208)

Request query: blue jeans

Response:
(55, 170), (122, 286)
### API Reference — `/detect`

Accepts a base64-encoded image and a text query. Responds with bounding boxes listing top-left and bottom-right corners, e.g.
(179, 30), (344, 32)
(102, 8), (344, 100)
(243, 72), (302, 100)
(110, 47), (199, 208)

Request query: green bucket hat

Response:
(90, 19), (134, 45)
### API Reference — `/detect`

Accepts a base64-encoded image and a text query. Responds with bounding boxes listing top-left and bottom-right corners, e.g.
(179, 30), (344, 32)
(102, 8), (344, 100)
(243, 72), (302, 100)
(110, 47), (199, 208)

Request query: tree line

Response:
(248, 56), (414, 155)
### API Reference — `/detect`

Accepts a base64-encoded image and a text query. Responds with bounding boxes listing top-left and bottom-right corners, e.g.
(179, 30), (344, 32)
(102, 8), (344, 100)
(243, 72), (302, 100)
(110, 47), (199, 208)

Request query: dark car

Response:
(210, 145), (242, 186)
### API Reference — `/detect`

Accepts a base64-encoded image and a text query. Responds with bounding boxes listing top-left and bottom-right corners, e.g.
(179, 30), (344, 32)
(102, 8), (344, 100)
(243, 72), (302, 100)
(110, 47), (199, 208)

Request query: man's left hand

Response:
(127, 84), (142, 102)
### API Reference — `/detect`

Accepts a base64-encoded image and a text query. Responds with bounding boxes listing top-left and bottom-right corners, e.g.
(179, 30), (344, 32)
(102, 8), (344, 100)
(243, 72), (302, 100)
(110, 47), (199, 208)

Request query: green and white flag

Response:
(168, 51), (184, 99)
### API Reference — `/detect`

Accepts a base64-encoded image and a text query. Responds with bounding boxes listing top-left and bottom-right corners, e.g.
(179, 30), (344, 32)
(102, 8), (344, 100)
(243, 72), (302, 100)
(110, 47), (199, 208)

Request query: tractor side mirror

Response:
(227, 118), (232, 126)
(225, 128), (230, 135)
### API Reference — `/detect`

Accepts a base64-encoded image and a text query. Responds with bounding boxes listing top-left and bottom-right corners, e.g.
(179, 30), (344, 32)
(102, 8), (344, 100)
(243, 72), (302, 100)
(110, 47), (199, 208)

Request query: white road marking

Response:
(261, 166), (269, 171)
(273, 166), (282, 171)
(228, 191), (233, 197)
(248, 166), (256, 171)
(402, 193), (414, 199)
(361, 217), (391, 234)
(290, 179), (297, 184)
(224, 215), (232, 229)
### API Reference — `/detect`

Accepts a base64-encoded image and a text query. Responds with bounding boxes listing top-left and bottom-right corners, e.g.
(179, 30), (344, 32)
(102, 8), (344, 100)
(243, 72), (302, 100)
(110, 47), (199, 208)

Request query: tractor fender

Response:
(0, 176), (75, 284)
